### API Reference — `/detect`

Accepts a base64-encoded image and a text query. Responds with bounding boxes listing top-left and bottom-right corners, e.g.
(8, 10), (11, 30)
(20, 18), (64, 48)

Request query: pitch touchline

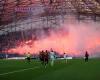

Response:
(0, 66), (39, 76)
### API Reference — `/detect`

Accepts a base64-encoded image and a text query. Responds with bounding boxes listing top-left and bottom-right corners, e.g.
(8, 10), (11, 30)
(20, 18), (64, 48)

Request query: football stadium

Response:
(0, 0), (100, 80)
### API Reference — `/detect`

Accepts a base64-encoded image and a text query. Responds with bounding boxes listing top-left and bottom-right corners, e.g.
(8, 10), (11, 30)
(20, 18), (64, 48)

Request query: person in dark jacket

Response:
(85, 51), (89, 62)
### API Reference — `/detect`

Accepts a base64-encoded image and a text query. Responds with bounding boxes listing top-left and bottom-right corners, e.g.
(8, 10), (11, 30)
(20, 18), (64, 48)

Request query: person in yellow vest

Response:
(25, 52), (31, 62)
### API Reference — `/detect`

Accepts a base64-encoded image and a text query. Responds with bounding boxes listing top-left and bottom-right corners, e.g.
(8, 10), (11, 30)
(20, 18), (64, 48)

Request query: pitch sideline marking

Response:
(0, 66), (39, 76)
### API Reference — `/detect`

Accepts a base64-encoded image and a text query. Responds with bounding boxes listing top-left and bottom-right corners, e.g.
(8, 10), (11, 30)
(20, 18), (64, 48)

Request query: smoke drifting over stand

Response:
(5, 18), (100, 57)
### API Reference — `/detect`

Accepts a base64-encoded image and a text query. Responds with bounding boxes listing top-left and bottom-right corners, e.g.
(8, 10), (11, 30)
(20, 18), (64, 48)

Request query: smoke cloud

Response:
(6, 18), (100, 57)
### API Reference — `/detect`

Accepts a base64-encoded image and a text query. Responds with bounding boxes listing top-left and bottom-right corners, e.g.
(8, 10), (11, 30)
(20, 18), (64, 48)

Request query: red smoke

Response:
(5, 20), (100, 57)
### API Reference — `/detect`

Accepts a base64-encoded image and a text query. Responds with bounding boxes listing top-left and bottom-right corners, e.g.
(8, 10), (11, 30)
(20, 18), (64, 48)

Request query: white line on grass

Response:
(0, 66), (39, 76)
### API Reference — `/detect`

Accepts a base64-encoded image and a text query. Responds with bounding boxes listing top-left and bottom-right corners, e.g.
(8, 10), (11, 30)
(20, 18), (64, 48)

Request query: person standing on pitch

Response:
(25, 52), (31, 62)
(6, 53), (8, 59)
(50, 50), (55, 66)
(64, 53), (67, 63)
(85, 51), (89, 62)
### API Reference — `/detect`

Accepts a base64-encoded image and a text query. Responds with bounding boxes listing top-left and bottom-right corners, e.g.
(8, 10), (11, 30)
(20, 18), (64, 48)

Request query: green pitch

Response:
(0, 59), (100, 80)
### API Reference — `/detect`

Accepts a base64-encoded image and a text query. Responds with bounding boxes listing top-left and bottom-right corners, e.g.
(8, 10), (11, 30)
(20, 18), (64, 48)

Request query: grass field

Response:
(0, 59), (100, 80)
